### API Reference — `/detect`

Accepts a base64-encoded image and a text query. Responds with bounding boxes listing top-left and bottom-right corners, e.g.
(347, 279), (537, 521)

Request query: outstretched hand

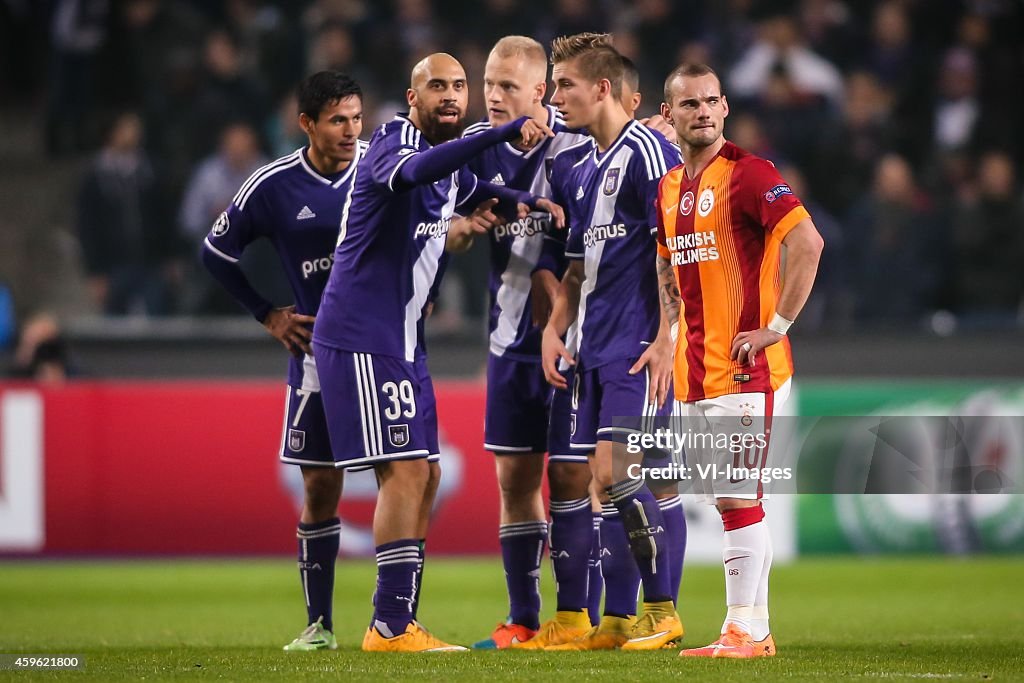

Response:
(515, 118), (555, 149)
(263, 305), (315, 358)
(465, 197), (502, 235)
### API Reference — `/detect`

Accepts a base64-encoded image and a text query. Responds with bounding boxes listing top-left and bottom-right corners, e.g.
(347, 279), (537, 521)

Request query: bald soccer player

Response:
(313, 53), (563, 652)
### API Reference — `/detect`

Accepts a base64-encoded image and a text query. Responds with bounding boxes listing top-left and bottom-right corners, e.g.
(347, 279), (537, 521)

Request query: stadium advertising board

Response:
(2, 381), (1019, 557)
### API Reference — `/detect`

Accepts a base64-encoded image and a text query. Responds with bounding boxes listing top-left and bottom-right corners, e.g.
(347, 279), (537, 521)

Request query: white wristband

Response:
(768, 312), (793, 336)
(670, 321), (679, 343)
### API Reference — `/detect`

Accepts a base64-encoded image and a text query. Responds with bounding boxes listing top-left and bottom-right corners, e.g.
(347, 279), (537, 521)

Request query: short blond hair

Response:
(550, 32), (623, 94)
(492, 35), (547, 64)
(489, 35), (548, 81)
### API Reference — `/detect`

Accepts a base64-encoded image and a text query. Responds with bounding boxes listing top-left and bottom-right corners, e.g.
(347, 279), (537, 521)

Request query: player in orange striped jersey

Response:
(655, 64), (823, 659)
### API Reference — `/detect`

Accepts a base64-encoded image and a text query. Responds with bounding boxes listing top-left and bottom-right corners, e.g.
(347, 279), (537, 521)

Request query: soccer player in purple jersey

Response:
(312, 53), (562, 652)
(446, 35), (593, 650)
(540, 33), (685, 650)
(545, 55), (688, 652)
(200, 71), (365, 651)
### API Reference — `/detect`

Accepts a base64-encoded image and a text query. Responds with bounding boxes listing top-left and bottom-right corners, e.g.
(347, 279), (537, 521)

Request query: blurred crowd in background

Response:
(1, 0), (1022, 346)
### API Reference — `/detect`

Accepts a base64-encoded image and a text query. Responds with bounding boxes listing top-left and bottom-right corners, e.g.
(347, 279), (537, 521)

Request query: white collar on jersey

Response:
(297, 144), (363, 189)
(591, 119), (640, 168)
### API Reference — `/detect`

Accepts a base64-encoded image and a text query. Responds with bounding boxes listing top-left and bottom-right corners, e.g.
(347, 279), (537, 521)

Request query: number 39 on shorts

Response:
(381, 380), (416, 419)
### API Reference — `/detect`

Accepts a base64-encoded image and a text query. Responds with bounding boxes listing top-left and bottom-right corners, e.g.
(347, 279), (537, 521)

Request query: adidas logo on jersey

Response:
(296, 206), (317, 220)
(491, 172), (505, 185)
(576, 186), (585, 200)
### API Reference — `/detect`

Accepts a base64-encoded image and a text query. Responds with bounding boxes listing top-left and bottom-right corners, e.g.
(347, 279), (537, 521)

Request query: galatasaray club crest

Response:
(603, 167), (621, 195)
(288, 429), (306, 452)
(389, 424), (410, 448)
(739, 402), (755, 427)
(697, 188), (715, 217)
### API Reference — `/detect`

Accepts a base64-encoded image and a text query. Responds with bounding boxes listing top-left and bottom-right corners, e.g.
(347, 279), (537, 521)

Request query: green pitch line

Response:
(0, 557), (1021, 681)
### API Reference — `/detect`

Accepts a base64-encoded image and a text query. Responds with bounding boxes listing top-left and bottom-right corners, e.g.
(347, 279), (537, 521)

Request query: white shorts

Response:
(675, 379), (793, 504)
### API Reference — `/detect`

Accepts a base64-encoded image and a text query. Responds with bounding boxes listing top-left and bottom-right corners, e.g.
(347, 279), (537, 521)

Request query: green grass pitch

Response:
(1, 557), (1022, 681)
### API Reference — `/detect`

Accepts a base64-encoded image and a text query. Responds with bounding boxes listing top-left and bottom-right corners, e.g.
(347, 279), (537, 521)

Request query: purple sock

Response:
(372, 539), (420, 637)
(412, 538), (425, 620)
(658, 495), (687, 606)
(600, 504), (641, 617)
(499, 521), (547, 629)
(587, 513), (603, 625)
(549, 498), (593, 613)
(606, 479), (672, 604)
(297, 518), (340, 632)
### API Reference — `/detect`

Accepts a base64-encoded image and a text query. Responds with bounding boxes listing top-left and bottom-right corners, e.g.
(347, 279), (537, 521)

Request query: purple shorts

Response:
(548, 366), (588, 463)
(278, 384), (334, 467)
(569, 357), (673, 452)
(484, 354), (550, 454)
(313, 344), (432, 470)
(414, 355), (441, 460)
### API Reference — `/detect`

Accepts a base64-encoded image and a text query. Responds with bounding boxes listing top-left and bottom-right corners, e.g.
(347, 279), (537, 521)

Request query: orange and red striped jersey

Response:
(656, 141), (810, 402)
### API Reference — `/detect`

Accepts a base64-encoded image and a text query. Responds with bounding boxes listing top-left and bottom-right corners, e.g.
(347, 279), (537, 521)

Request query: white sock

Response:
(751, 530), (773, 641)
(722, 520), (768, 635)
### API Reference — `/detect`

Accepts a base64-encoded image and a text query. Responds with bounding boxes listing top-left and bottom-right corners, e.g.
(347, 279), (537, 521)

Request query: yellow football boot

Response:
(546, 615), (635, 650)
(620, 601), (684, 651)
(508, 610), (591, 650)
(362, 620), (468, 652)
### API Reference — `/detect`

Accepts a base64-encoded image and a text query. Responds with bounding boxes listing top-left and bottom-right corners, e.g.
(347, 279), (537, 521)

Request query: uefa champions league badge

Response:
(211, 211), (230, 236)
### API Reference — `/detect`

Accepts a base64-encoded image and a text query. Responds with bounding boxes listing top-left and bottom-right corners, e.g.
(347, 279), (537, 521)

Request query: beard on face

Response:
(417, 102), (466, 143)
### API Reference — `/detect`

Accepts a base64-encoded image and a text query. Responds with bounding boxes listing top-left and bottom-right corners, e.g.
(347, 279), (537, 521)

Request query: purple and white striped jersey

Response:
(553, 120), (681, 370)
(313, 115), (480, 362)
(463, 105), (589, 359)
(202, 143), (367, 387)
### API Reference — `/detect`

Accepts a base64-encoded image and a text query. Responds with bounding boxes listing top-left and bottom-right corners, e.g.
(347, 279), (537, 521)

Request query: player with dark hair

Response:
(657, 63), (823, 659)
(540, 33), (685, 650)
(200, 70), (365, 651)
(311, 52), (562, 652)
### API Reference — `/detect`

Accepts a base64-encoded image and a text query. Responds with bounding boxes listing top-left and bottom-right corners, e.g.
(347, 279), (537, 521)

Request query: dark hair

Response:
(663, 63), (722, 103)
(297, 71), (362, 121)
(550, 32), (624, 96)
(620, 55), (640, 95)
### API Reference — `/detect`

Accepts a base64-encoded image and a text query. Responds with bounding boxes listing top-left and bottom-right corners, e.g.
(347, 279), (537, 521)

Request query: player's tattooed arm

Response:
(629, 254), (676, 407)
(657, 254), (681, 327)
